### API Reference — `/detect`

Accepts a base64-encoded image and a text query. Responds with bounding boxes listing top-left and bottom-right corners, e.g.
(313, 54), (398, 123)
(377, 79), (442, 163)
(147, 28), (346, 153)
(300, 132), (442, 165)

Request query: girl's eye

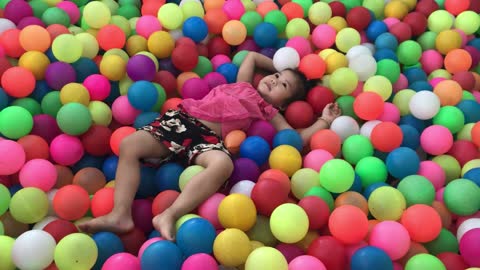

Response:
(275, 73), (279, 78)
(283, 83), (287, 87)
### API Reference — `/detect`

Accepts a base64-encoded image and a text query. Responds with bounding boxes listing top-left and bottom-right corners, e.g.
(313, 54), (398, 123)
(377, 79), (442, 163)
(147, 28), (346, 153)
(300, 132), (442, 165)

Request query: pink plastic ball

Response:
(136, 15), (162, 39)
(459, 228), (480, 267)
(345, 241), (368, 263)
(211, 54), (231, 70)
(138, 237), (163, 258)
(351, 81), (363, 97)
(420, 50), (444, 75)
(83, 74), (111, 101)
(417, 161), (446, 190)
(56, 1), (80, 24)
(369, 221), (411, 260)
(303, 149), (333, 172)
(420, 125), (453, 155)
(360, 31), (368, 43)
(436, 187), (445, 202)
(383, 17), (400, 29)
(473, 91), (480, 103)
(286, 37), (312, 58)
(247, 120), (277, 145)
(222, 0), (245, 20)
(312, 24), (336, 50)
(17, 17), (45, 29)
(377, 102), (400, 123)
(111, 95), (141, 125)
(181, 78), (210, 100)
(0, 140), (26, 175)
(102, 252), (141, 270)
(19, 159), (57, 192)
(50, 134), (84, 166)
(393, 262), (404, 270)
(203, 72), (227, 89)
(289, 255), (327, 270)
(198, 193), (225, 229)
(31, 114), (62, 144)
(429, 77), (446, 88)
(392, 74), (408, 92)
(276, 243), (305, 263)
(4, 0), (33, 25)
(181, 253), (219, 270)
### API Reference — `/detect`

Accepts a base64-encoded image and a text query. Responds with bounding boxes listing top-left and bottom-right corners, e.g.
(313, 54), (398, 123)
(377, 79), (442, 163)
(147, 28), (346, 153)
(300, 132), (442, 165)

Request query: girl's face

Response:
(257, 69), (299, 109)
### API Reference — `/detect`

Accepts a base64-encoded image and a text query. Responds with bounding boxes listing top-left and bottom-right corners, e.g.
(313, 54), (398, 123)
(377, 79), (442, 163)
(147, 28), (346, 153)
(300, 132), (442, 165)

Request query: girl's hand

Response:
(320, 103), (342, 126)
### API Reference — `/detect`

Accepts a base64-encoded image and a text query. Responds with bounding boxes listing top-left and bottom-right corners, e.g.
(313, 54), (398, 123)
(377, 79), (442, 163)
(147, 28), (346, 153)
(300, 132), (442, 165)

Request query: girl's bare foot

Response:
(152, 210), (177, 241)
(78, 213), (134, 234)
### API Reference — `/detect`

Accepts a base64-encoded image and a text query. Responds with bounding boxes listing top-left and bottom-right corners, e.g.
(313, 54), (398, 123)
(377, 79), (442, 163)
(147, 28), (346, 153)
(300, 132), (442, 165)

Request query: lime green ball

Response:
(56, 102), (93, 135)
(42, 7), (71, 27)
(455, 11), (480, 35)
(432, 106), (465, 134)
(240, 6), (261, 30)
(88, 101), (112, 126)
(193, 56), (213, 78)
(292, 0), (313, 17)
(181, 1), (205, 19)
(116, 4), (140, 19)
(270, 203), (309, 244)
(179, 165), (204, 191)
(397, 175), (435, 206)
(52, 34), (83, 63)
(0, 221), (3, 235)
(376, 59), (401, 84)
(9, 187), (49, 224)
(83, 1), (111, 29)
(355, 156), (388, 188)
(397, 40), (422, 66)
(101, 0), (120, 14)
(286, 18), (310, 39)
(0, 106), (33, 139)
(428, 69), (452, 80)
(291, 168), (320, 200)
(330, 67), (359, 95)
(368, 186), (406, 221)
(342, 135), (374, 165)
(432, 155), (461, 183)
(176, 214), (201, 231)
(393, 89), (416, 116)
(0, 235), (15, 270)
(29, 0), (49, 18)
(462, 90), (476, 101)
(405, 253), (446, 270)
(152, 83), (167, 112)
(457, 123), (474, 141)
(428, 10), (454, 33)
(417, 31), (438, 51)
(335, 95), (356, 119)
(157, 3), (183, 30)
(11, 98), (42, 116)
(0, 184), (10, 216)
(364, 75), (393, 101)
(264, 10), (288, 34)
(54, 233), (98, 270)
(335, 27), (361, 53)
(41, 91), (63, 117)
(247, 215), (278, 247)
(362, 0), (385, 19)
(340, 0), (362, 10)
(443, 178), (480, 216)
(304, 186), (334, 211)
(232, 50), (249, 67)
(424, 228), (459, 255)
(319, 159), (355, 193)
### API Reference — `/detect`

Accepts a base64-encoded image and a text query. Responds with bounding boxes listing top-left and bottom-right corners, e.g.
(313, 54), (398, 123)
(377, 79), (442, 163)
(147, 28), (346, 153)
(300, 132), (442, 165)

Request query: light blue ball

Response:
(127, 80), (158, 111)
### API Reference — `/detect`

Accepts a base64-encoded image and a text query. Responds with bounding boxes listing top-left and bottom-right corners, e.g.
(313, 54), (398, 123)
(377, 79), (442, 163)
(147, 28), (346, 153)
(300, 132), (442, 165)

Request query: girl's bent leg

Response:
(79, 131), (170, 234)
(152, 150), (234, 241)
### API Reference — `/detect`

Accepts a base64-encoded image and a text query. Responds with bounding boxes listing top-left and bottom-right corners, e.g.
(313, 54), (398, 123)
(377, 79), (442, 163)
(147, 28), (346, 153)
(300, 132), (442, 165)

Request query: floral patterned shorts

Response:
(138, 109), (231, 166)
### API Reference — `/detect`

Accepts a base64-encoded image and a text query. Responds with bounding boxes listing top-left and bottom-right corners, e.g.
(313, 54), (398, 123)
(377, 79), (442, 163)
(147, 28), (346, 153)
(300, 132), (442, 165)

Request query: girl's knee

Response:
(119, 132), (145, 157)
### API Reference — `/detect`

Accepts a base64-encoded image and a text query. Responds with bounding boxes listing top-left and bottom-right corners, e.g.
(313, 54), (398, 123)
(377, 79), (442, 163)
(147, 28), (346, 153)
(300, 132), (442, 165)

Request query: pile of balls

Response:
(0, 0), (480, 269)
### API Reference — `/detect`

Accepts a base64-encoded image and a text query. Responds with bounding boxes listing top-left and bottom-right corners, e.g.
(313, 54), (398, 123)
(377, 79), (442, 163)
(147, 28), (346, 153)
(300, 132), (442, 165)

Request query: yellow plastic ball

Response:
(105, 181), (115, 188)
(364, 75), (393, 101)
(399, 0), (417, 10)
(9, 187), (49, 224)
(392, 89), (416, 116)
(462, 159), (480, 177)
(384, 0), (409, 19)
(222, 20), (247, 46)
(285, 18), (310, 39)
(368, 186), (406, 221)
(75, 32), (99, 59)
(326, 51), (348, 74)
(432, 155), (461, 183)
(119, 77), (133, 96)
(328, 16), (347, 32)
(148, 31), (175, 59)
(213, 228), (252, 267)
(158, 3), (184, 30)
(60, 83), (90, 106)
(99, 54), (127, 81)
(244, 247), (288, 270)
(319, 48), (337, 60)
(218, 193), (257, 231)
(181, 1), (205, 19)
(89, 101), (112, 126)
(308, 2), (332, 25)
(18, 51), (50, 80)
(455, 11), (480, 35)
(336, 27), (361, 53)
(290, 168), (320, 200)
(175, 214), (201, 231)
(0, 235), (15, 270)
(250, 240), (264, 250)
(268, 145), (302, 177)
(52, 34), (83, 63)
(83, 1), (112, 29)
(246, 215), (278, 247)
(126, 35), (148, 56)
(270, 203), (309, 244)
(103, 48), (130, 63)
(435, 30), (462, 55)
(179, 165), (204, 191)
(457, 123), (474, 141)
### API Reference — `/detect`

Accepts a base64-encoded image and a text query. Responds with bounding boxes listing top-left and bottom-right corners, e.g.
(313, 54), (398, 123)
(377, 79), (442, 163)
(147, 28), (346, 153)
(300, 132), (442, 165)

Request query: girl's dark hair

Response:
(283, 68), (318, 106)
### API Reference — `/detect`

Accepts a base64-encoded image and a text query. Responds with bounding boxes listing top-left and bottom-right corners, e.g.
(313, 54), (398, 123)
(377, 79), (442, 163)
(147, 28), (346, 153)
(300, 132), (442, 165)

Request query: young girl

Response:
(79, 51), (342, 241)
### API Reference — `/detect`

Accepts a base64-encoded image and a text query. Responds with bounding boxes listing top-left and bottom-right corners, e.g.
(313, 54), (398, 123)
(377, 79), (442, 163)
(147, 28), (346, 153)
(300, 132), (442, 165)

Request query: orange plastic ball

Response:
(334, 191), (369, 216)
(109, 126), (136, 156)
(400, 204), (442, 243)
(224, 130), (247, 155)
(444, 49), (472, 74)
(1, 66), (36, 98)
(53, 185), (91, 221)
(310, 129), (342, 156)
(445, 0), (470, 15)
(91, 187), (115, 217)
(299, 54), (326, 79)
(471, 121), (480, 148)
(72, 167), (107, 195)
(328, 204), (369, 244)
(19, 25), (51, 52)
(17, 135), (50, 161)
(281, 2), (304, 21)
(54, 165), (74, 189)
(204, 8), (229, 35)
(97, 24), (127, 51)
(161, 97), (182, 114)
(433, 79), (463, 106)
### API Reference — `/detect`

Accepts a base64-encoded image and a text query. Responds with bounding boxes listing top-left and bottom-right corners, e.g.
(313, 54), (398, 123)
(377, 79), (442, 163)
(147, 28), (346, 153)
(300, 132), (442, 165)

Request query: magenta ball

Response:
(247, 120), (277, 145)
(203, 72), (227, 90)
(393, 73), (408, 92)
(369, 221), (411, 260)
(45, 62), (77, 90)
(132, 199), (153, 234)
(19, 159), (57, 192)
(236, 38), (260, 52)
(31, 114), (62, 144)
(276, 243), (305, 263)
(0, 140), (25, 175)
(83, 74), (111, 101)
(136, 15), (162, 38)
(285, 36), (312, 58)
(289, 255), (327, 270)
(420, 50), (444, 75)
(102, 252), (141, 270)
(138, 237), (163, 259)
(420, 125), (453, 155)
(459, 228), (480, 267)
(126, 54), (157, 82)
(211, 54), (231, 70)
(377, 102), (400, 123)
(230, 158), (260, 185)
(49, 134), (84, 166)
(111, 95), (141, 125)
(464, 46), (480, 67)
(56, 1), (81, 24)
(17, 16), (45, 29)
(417, 161), (445, 190)
(430, 77), (446, 87)
(312, 24), (336, 50)
(4, 0), (33, 24)
(303, 149), (333, 172)
(393, 262), (404, 270)
(181, 78), (210, 100)
(198, 193), (225, 229)
(181, 253), (219, 270)
(222, 0), (245, 20)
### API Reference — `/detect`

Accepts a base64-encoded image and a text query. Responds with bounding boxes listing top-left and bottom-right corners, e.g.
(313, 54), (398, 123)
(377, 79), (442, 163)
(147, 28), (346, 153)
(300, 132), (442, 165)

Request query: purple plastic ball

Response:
(203, 72), (227, 90)
(247, 120), (277, 145)
(260, 47), (277, 58)
(181, 78), (210, 100)
(229, 158), (260, 186)
(45, 62), (77, 90)
(31, 114), (62, 144)
(126, 54), (156, 82)
(4, 0), (33, 25)
(236, 38), (260, 53)
(159, 58), (180, 77)
(17, 16), (46, 29)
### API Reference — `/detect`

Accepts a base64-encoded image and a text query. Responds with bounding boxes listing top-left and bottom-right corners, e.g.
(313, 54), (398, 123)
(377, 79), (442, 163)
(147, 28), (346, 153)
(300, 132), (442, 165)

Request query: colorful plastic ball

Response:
(405, 253), (447, 270)
(307, 235), (347, 270)
(435, 30), (462, 55)
(272, 46), (300, 72)
(176, 218), (216, 257)
(268, 145), (302, 177)
(289, 255), (326, 270)
(284, 101), (315, 129)
(59, 83), (90, 106)
(222, 20), (247, 46)
(251, 178), (289, 216)
(11, 230), (56, 270)
(50, 134), (84, 166)
(218, 193), (256, 231)
(285, 36), (312, 58)
(126, 80), (158, 111)
(18, 159), (56, 192)
(56, 102), (92, 135)
(181, 16), (207, 43)
(311, 24), (336, 50)
(417, 160), (446, 190)
(370, 122), (403, 153)
(1, 66), (36, 98)
(370, 221), (411, 260)
(0, 106), (33, 139)
(455, 10), (480, 35)
(43, 219), (78, 243)
(239, 136), (270, 166)
(72, 167), (107, 195)
(53, 184), (89, 221)
(178, 165), (204, 191)
(329, 67), (358, 95)
(245, 247), (288, 270)
(181, 253), (218, 270)
(443, 178), (480, 216)
(111, 96), (141, 125)
(82, 1), (111, 28)
(299, 53), (326, 79)
(289, 168), (319, 200)
(319, 159), (354, 193)
(91, 187), (115, 217)
(351, 246), (393, 270)
(82, 74), (110, 101)
(445, 49), (472, 74)
(352, 92), (383, 120)
(54, 233), (98, 270)
(336, 27), (361, 53)
(171, 44), (199, 72)
(459, 228), (480, 267)
(386, 147), (420, 179)
(9, 187), (47, 225)
(252, 22), (278, 48)
(19, 25), (50, 52)
(44, 61), (77, 90)
(420, 125), (453, 156)
(401, 204), (442, 243)
(270, 203), (308, 244)
(397, 175), (436, 206)
(408, 91), (440, 120)
(101, 252), (140, 270)
(51, 34), (82, 63)
(213, 228), (252, 267)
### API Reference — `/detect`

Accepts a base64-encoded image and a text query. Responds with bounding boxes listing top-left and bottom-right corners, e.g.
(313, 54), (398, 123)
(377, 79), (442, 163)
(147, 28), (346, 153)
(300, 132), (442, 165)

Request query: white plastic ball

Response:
(346, 45), (372, 61)
(457, 218), (480, 241)
(362, 42), (376, 54)
(360, 120), (382, 138)
(12, 230), (56, 270)
(47, 189), (58, 217)
(230, 180), (256, 197)
(330, 115), (360, 142)
(273, 47), (300, 72)
(0, 18), (16, 35)
(408, 90), (441, 120)
(348, 54), (377, 81)
(169, 29), (184, 41)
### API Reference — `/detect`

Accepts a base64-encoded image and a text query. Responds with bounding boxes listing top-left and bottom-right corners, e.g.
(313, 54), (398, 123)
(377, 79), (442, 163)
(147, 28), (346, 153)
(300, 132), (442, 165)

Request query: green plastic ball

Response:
(432, 106), (465, 134)
(241, 11), (264, 36)
(397, 175), (436, 206)
(443, 178), (480, 216)
(116, 4), (140, 19)
(264, 10), (288, 34)
(424, 228), (459, 255)
(304, 186), (334, 211)
(397, 40), (422, 66)
(232, 50), (249, 67)
(417, 31), (438, 51)
(355, 156), (388, 188)
(342, 135), (374, 165)
(151, 84), (167, 112)
(56, 102), (93, 135)
(193, 56), (213, 78)
(41, 91), (63, 117)
(292, 0), (313, 17)
(319, 159), (355, 193)
(29, 0), (49, 18)
(432, 155), (461, 183)
(376, 59), (401, 84)
(9, 187), (49, 224)
(0, 184), (10, 216)
(11, 98), (42, 116)
(42, 7), (71, 27)
(0, 106), (33, 139)
(405, 253), (446, 270)
(335, 95), (356, 119)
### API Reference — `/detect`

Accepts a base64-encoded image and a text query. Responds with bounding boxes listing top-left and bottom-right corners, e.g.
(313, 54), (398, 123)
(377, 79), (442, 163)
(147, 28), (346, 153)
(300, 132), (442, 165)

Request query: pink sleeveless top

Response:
(179, 82), (279, 137)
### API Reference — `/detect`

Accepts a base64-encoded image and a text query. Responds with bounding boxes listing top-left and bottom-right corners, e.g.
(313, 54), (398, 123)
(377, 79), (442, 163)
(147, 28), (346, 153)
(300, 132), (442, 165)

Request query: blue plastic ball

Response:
(176, 218), (216, 257)
(216, 63), (239, 83)
(137, 166), (157, 198)
(403, 67), (427, 83)
(141, 240), (184, 270)
(363, 182), (389, 199)
(386, 147), (420, 179)
(102, 155), (119, 181)
(409, 81), (433, 92)
(92, 232), (125, 270)
(456, 100), (480, 123)
(182, 16), (208, 43)
(0, 88), (8, 110)
(148, 230), (161, 239)
(71, 154), (105, 173)
(467, 38), (480, 51)
(276, 38), (288, 49)
(154, 162), (184, 192)
(253, 22), (278, 48)
(399, 114), (430, 132)
(366, 20), (388, 42)
(464, 168), (480, 187)
(240, 136), (271, 166)
(351, 246), (393, 270)
(9, 184), (22, 196)
(374, 32), (398, 51)
(134, 112), (160, 129)
(105, 81), (121, 106)
(30, 80), (52, 102)
(72, 57), (100, 82)
(272, 129), (303, 152)
(127, 80), (158, 111)
(374, 48), (398, 61)
(399, 124), (420, 149)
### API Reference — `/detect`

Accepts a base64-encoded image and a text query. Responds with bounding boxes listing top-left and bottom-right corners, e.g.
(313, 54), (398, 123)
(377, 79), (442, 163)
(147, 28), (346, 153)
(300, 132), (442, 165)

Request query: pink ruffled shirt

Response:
(180, 82), (279, 137)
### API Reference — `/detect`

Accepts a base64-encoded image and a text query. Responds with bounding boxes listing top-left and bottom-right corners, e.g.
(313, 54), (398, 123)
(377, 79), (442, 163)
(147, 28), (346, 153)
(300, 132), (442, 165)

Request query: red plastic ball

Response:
(328, 205), (369, 244)
(400, 204), (442, 243)
(161, 97), (182, 114)
(310, 129), (342, 156)
(437, 252), (469, 270)
(258, 169), (290, 191)
(110, 126), (136, 156)
(307, 236), (347, 270)
(207, 36), (231, 58)
(470, 0), (480, 12)
(298, 196), (330, 230)
(171, 44), (199, 72)
(298, 54), (326, 79)
(97, 24), (126, 51)
(445, 0), (470, 16)
(17, 135), (49, 161)
(346, 7), (372, 31)
(403, 12), (428, 37)
(1, 66), (35, 97)
(196, 43), (209, 58)
(353, 92), (385, 120)
(152, 190), (180, 216)
(285, 101), (315, 129)
(452, 71), (476, 91)
(0, 29), (25, 58)
(251, 178), (289, 216)
(280, 2), (304, 21)
(81, 125), (112, 156)
(154, 71), (177, 96)
(370, 122), (403, 152)
(43, 219), (79, 243)
(329, 1), (347, 17)
(119, 227), (147, 255)
(415, 0), (439, 16)
(447, 140), (479, 166)
(306, 86), (335, 115)
(53, 185), (90, 221)
(175, 37), (196, 48)
(141, 0), (165, 16)
(91, 187), (115, 217)
(389, 22), (412, 43)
